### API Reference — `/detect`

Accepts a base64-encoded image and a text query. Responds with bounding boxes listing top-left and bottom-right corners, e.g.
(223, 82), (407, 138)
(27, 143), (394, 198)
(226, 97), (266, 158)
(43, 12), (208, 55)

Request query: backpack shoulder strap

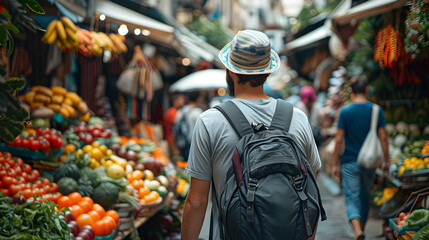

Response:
(214, 101), (253, 138)
(270, 99), (294, 132)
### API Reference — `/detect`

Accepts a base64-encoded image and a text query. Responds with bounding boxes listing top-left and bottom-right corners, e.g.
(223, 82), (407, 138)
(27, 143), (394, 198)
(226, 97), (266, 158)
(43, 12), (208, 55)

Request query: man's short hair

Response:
(171, 93), (184, 102)
(350, 75), (368, 94)
(236, 73), (270, 87)
(188, 91), (200, 102)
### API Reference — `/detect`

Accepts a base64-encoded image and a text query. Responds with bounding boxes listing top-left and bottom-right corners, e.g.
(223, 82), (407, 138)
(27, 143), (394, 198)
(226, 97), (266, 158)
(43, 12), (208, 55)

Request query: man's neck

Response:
(234, 85), (269, 100)
(353, 94), (367, 104)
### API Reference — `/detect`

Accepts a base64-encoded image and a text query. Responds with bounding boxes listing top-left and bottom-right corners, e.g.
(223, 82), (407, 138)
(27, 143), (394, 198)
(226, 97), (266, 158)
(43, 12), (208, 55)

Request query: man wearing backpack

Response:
(173, 91), (204, 160)
(181, 30), (325, 240)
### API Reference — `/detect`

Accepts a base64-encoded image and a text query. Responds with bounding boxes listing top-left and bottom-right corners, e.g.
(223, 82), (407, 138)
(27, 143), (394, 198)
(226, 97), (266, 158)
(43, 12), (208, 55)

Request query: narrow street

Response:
(316, 173), (385, 240)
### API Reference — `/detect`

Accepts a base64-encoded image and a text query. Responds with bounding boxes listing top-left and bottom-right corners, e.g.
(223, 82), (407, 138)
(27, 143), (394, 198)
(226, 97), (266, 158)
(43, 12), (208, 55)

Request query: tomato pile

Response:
(0, 152), (60, 201)
(68, 123), (112, 145)
(57, 192), (119, 237)
(6, 128), (63, 151)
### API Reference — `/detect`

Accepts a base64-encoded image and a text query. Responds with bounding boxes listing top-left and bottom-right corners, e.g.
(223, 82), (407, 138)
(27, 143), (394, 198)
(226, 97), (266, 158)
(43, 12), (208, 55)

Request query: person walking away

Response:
(331, 75), (389, 240)
(181, 30), (325, 240)
(173, 91), (203, 160)
(296, 86), (323, 146)
(163, 93), (185, 157)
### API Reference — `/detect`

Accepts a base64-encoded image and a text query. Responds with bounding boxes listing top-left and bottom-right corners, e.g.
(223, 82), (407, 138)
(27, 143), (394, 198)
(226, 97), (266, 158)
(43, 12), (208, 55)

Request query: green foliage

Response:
(5, 0), (44, 32)
(0, 78), (28, 142)
(186, 16), (232, 49)
(295, 0), (341, 30)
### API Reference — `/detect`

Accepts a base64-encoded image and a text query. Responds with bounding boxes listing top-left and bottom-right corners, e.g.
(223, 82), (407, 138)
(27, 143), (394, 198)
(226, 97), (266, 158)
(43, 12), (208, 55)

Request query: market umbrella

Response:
(169, 69), (227, 92)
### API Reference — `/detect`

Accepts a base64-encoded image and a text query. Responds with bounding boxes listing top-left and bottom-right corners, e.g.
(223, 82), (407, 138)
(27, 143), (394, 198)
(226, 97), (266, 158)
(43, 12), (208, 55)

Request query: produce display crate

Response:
(389, 218), (420, 235)
(111, 203), (136, 232)
(136, 196), (163, 218)
(95, 227), (117, 240)
(0, 143), (62, 160)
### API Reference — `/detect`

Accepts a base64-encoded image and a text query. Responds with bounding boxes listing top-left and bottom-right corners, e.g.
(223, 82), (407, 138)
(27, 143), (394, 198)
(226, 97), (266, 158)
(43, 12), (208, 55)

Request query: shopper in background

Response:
(173, 91), (203, 160)
(296, 86), (323, 146)
(331, 75), (389, 240)
(163, 93), (185, 157)
(181, 30), (322, 240)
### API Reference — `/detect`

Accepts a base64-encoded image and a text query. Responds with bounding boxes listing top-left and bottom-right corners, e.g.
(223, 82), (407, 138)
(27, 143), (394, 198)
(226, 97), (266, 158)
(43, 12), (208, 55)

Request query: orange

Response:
(90, 148), (104, 161)
(76, 213), (94, 228)
(138, 187), (150, 199)
(131, 170), (143, 181)
(70, 205), (84, 218)
(106, 149), (113, 157)
(131, 179), (144, 190)
(105, 210), (119, 224)
(81, 196), (94, 206)
(88, 210), (101, 222)
(57, 196), (72, 209)
(82, 145), (92, 153)
(63, 144), (76, 154)
(68, 192), (82, 205)
(78, 200), (93, 213)
(99, 145), (108, 154)
(93, 203), (106, 218)
(91, 141), (102, 148)
(92, 220), (110, 237)
(102, 216), (117, 233)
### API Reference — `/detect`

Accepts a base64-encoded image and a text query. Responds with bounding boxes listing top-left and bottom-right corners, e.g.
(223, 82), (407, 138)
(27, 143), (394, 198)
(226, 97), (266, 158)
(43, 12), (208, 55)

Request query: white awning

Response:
(332, 0), (408, 25)
(94, 0), (175, 34)
(281, 25), (331, 55)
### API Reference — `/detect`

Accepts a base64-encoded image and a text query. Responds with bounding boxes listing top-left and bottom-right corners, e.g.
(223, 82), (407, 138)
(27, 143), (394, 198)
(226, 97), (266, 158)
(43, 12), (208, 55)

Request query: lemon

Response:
(82, 145), (92, 153)
(107, 164), (125, 179)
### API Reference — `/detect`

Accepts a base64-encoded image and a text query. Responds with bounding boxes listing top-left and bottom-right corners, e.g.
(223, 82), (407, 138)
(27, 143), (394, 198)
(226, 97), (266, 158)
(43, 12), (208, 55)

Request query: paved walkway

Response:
(315, 173), (385, 240)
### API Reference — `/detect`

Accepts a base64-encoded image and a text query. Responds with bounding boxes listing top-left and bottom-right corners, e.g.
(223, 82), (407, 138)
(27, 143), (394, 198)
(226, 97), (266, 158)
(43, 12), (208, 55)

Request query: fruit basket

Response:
(0, 143), (62, 160)
(136, 196), (163, 218)
(389, 217), (420, 235)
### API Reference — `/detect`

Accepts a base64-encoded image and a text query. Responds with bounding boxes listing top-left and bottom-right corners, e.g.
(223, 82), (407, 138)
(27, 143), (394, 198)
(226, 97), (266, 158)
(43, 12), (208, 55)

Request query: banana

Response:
(56, 21), (67, 41)
(66, 27), (79, 44)
(42, 20), (58, 43)
(61, 16), (77, 32)
(45, 29), (57, 44)
(110, 33), (127, 53)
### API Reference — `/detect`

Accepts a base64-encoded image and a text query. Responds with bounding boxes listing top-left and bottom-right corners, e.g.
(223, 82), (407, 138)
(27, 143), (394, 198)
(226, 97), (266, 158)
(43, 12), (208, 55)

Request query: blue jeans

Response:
(341, 161), (375, 222)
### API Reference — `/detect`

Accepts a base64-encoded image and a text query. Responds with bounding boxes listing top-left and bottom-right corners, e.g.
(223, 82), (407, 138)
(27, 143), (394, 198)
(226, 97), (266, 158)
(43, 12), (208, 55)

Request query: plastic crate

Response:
(389, 218), (420, 235)
(95, 227), (117, 240)
(0, 143), (62, 160)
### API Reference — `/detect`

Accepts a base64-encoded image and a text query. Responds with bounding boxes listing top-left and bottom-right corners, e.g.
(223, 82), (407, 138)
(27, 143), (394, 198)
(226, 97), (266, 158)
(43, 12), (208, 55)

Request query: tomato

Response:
(43, 185), (51, 194)
(33, 180), (43, 188)
(51, 192), (62, 203)
(78, 200), (93, 213)
(29, 139), (40, 151)
(20, 182), (30, 190)
(42, 178), (50, 185)
(36, 128), (43, 135)
(1, 162), (10, 171)
(15, 176), (26, 184)
(21, 139), (29, 149)
(4, 152), (11, 160)
(69, 192), (83, 205)
(105, 210), (119, 224)
(13, 157), (23, 167)
(103, 216), (117, 233)
(50, 182), (59, 192)
(6, 169), (17, 178)
(21, 164), (31, 173)
(6, 159), (15, 168)
(81, 196), (94, 206)
(91, 129), (102, 138)
(57, 196), (72, 209)
(92, 204), (106, 218)
(0, 188), (9, 197)
(77, 213), (94, 228)
(13, 137), (22, 148)
(31, 169), (40, 179)
(42, 128), (51, 135)
(14, 166), (22, 176)
(70, 205), (84, 218)
(0, 170), (7, 179)
(0, 157), (5, 164)
(8, 184), (22, 197)
(92, 220), (110, 237)
(39, 139), (51, 152)
(21, 189), (33, 199)
(87, 210), (101, 222)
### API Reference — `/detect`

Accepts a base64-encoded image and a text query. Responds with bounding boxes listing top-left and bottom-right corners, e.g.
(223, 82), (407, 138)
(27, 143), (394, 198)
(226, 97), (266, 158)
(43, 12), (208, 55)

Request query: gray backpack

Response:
(212, 99), (327, 240)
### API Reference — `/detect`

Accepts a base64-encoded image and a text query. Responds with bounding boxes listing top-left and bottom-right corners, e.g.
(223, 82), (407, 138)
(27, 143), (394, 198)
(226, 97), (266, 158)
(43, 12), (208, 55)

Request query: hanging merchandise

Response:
(116, 46), (153, 120)
(42, 17), (79, 51)
(78, 54), (102, 111)
(404, 0), (429, 59)
(373, 25), (401, 69)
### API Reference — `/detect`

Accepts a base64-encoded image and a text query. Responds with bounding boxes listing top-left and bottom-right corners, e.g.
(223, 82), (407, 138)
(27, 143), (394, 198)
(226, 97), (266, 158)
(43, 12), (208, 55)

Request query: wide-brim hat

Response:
(219, 30), (280, 75)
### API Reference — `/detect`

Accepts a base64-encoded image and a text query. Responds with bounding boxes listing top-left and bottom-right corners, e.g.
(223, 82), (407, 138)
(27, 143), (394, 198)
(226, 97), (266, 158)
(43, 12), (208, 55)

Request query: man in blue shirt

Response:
(331, 75), (389, 240)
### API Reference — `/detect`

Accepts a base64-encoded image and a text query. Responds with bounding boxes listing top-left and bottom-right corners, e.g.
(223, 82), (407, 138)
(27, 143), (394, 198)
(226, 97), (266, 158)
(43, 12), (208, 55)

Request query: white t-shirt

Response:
(184, 98), (322, 239)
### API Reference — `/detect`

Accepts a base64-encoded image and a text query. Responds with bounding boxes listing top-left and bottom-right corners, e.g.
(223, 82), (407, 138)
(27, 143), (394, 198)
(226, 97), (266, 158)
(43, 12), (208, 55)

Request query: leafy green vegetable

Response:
(92, 182), (120, 210)
(78, 177), (94, 197)
(407, 209), (429, 227)
(412, 222), (429, 240)
(0, 194), (73, 239)
(57, 177), (79, 195)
